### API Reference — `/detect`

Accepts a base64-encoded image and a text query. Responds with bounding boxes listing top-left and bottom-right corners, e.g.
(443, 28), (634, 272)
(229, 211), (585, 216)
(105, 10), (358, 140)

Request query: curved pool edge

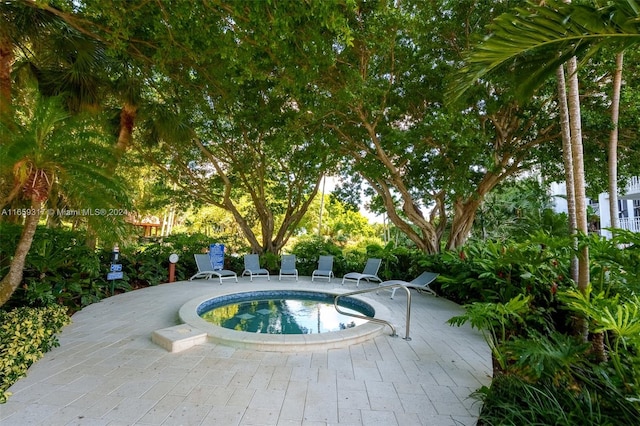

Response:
(178, 286), (391, 352)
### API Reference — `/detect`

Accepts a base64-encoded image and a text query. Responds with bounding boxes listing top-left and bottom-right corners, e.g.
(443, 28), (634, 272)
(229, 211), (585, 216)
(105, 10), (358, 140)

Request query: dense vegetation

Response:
(1, 1), (640, 423)
(2, 209), (639, 422)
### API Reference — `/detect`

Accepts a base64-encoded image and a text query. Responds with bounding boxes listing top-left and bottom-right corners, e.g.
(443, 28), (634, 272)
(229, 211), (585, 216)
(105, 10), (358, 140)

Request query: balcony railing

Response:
(619, 217), (640, 233)
(623, 176), (640, 197)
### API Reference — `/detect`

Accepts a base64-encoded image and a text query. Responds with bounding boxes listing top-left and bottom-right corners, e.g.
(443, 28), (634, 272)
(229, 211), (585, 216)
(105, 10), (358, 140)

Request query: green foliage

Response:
(444, 230), (640, 423)
(588, 230), (640, 298)
(437, 233), (573, 306)
(559, 286), (640, 393)
(448, 294), (532, 371)
(289, 235), (343, 276)
(450, 0), (640, 102)
(341, 240), (405, 280)
(473, 178), (564, 240)
(0, 224), (113, 311)
(504, 331), (590, 382)
(259, 252), (280, 273)
(0, 305), (70, 403)
(0, 93), (132, 245)
(0, 225), (221, 309)
(121, 232), (221, 287)
(476, 371), (640, 426)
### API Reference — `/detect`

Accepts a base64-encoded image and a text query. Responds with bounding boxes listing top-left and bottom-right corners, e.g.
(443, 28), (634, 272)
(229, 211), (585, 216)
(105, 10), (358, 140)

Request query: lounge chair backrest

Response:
(362, 258), (382, 275)
(194, 254), (214, 272)
(244, 254), (261, 270)
(317, 255), (333, 271)
(281, 254), (296, 270)
(411, 271), (439, 286)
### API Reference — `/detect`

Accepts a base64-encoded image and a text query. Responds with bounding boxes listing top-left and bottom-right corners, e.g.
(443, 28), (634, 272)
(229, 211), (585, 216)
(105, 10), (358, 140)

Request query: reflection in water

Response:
(201, 298), (367, 334)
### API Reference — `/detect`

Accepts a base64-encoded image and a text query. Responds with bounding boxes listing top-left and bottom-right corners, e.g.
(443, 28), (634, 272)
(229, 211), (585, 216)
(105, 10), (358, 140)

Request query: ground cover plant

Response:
(0, 304), (70, 403)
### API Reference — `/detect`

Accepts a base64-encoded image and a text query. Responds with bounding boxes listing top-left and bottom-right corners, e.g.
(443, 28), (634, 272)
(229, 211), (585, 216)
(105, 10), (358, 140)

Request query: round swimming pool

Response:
(198, 290), (372, 334)
(179, 287), (390, 352)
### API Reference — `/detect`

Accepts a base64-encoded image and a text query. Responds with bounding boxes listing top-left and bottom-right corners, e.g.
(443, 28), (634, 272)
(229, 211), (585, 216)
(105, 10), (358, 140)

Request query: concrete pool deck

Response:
(1, 277), (492, 425)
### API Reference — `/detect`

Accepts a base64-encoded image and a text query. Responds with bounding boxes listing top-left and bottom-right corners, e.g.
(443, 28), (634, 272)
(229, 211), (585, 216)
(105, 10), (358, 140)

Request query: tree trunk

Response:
(0, 199), (41, 306)
(556, 64), (579, 283)
(359, 174), (440, 254)
(0, 35), (13, 117)
(115, 102), (138, 153)
(608, 52), (624, 232)
(446, 198), (481, 250)
(567, 56), (590, 342)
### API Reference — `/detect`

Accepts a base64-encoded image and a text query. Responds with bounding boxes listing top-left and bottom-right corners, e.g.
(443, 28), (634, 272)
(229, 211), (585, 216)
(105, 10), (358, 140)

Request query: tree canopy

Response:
(2, 0), (638, 258)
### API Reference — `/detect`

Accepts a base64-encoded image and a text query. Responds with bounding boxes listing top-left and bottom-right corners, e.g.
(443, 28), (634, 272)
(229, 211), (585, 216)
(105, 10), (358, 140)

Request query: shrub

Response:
(122, 232), (218, 287)
(437, 232), (573, 307)
(290, 235), (343, 276)
(1, 224), (112, 311)
(0, 305), (71, 403)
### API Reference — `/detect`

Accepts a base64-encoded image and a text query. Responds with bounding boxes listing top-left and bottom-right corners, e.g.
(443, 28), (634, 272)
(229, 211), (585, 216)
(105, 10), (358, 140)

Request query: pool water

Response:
(200, 297), (369, 334)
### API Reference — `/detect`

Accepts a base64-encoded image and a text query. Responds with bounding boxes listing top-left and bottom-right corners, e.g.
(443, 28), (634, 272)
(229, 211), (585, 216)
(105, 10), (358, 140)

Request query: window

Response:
(618, 200), (629, 219)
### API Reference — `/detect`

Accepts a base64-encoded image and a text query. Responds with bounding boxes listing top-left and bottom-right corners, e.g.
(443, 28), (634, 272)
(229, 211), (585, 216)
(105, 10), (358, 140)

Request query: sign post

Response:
(107, 245), (123, 295)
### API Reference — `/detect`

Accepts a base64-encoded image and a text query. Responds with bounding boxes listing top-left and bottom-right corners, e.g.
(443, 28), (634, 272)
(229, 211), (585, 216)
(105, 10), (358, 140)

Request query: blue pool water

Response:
(198, 290), (373, 334)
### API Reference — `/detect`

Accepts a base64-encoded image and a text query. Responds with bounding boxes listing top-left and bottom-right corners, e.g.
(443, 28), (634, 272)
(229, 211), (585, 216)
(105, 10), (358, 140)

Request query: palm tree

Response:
(0, 93), (130, 306)
(450, 0), (639, 281)
(0, 1), (62, 116)
(2, 1), (145, 159)
(450, 0), (639, 101)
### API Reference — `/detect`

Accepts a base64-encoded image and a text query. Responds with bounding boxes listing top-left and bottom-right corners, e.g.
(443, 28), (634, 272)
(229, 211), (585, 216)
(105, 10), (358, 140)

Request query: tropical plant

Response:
(559, 286), (640, 392)
(289, 235), (343, 277)
(0, 93), (130, 306)
(476, 371), (639, 426)
(0, 1), (62, 115)
(437, 233), (573, 307)
(447, 0), (640, 347)
(450, 0), (640, 101)
(448, 294), (533, 372)
(503, 331), (591, 382)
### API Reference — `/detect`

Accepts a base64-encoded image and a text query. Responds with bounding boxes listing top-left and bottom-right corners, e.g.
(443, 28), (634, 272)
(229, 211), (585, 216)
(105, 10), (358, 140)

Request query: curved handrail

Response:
(334, 284), (413, 340)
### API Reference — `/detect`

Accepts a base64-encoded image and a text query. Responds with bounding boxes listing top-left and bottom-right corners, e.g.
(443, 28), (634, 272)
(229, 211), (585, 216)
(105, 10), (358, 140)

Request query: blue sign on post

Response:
(209, 243), (225, 270)
(107, 271), (124, 280)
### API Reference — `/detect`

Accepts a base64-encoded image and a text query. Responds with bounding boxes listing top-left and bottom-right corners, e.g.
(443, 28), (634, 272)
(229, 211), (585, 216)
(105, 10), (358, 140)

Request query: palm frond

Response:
(449, 0), (640, 103)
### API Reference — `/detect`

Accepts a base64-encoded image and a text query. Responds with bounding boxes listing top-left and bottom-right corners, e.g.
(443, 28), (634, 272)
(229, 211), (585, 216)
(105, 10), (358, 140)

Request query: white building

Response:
(550, 176), (640, 238)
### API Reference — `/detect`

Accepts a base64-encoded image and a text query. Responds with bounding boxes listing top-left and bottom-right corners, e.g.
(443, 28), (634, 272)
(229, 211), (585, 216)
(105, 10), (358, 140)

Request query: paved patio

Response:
(1, 277), (491, 425)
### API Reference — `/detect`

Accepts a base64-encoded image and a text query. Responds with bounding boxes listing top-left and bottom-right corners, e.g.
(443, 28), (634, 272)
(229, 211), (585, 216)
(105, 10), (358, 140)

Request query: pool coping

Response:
(177, 286), (392, 352)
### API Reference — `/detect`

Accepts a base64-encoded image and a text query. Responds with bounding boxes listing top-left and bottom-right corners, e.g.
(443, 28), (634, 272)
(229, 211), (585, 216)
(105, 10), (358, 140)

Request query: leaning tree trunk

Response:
(0, 198), (41, 306)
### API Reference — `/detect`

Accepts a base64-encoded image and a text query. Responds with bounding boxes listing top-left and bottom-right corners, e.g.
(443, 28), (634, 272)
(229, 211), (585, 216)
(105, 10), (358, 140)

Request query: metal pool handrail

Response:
(333, 284), (413, 341)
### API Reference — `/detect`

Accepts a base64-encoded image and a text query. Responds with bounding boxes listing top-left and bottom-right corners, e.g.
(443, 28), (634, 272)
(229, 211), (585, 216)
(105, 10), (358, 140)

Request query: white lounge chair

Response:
(342, 258), (382, 286)
(379, 271), (439, 299)
(312, 255), (334, 282)
(279, 254), (298, 281)
(189, 254), (238, 284)
(242, 254), (270, 281)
